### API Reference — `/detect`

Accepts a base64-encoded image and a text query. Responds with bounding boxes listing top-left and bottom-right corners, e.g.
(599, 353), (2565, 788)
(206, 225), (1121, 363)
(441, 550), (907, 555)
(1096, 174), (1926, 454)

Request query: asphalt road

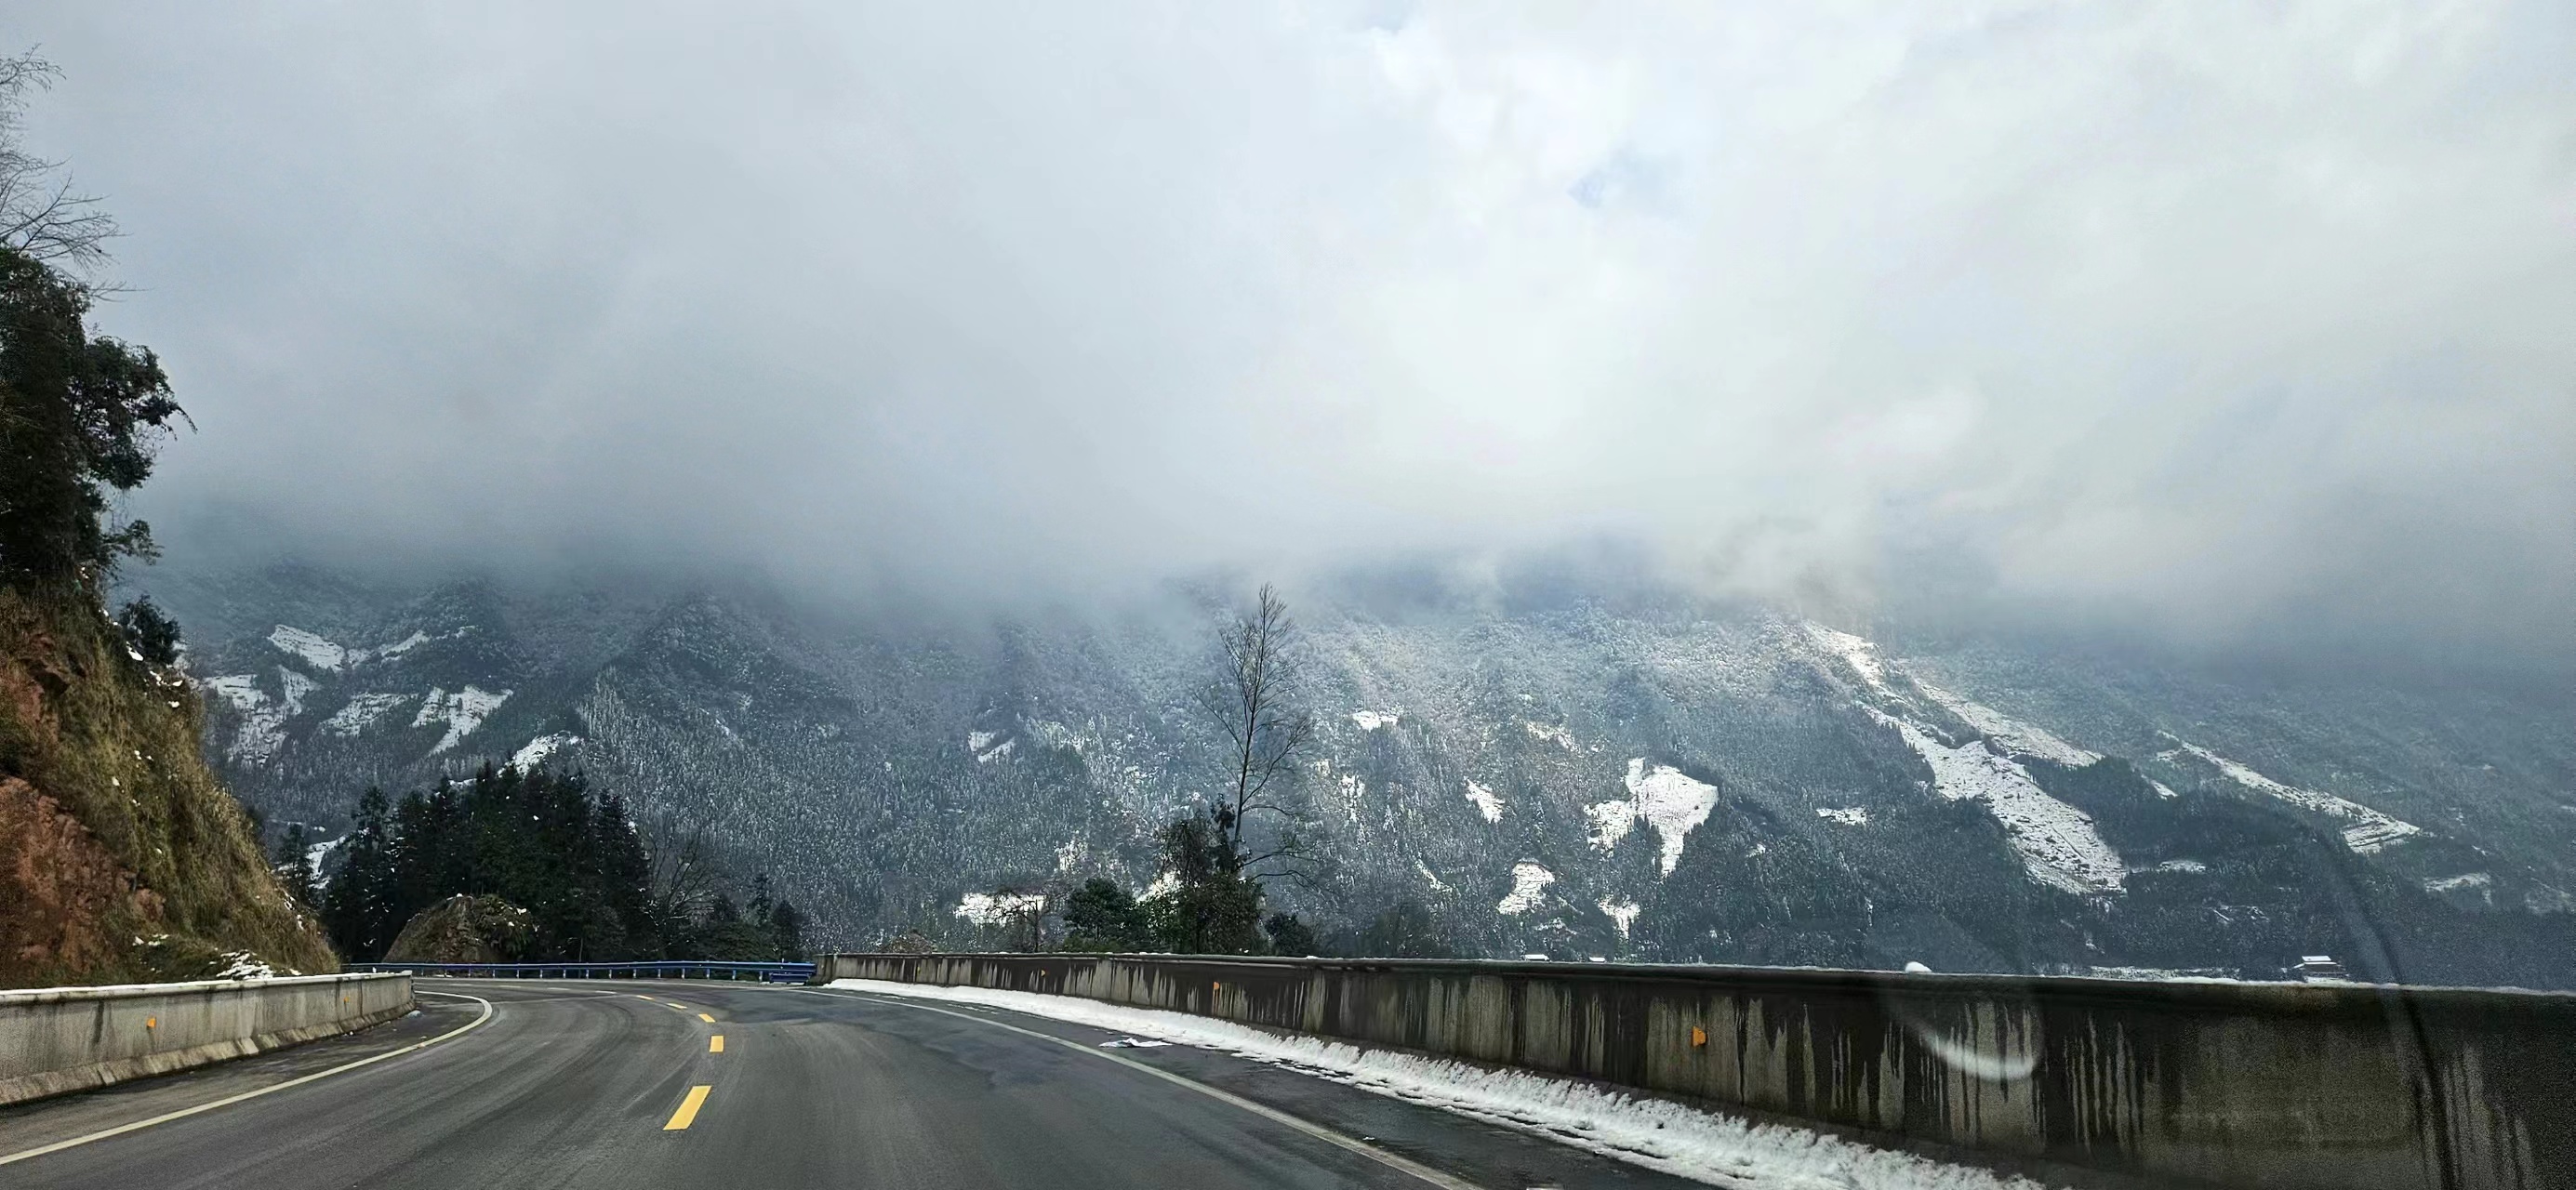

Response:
(0, 979), (1706, 1189)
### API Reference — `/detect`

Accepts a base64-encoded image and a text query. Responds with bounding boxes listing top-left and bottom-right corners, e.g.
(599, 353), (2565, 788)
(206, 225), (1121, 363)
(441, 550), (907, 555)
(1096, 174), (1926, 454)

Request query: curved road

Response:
(0, 980), (1698, 1189)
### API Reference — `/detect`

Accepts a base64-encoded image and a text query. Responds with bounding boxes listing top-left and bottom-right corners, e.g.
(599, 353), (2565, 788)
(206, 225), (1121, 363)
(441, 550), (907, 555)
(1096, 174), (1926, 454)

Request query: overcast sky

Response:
(13, 2), (2574, 665)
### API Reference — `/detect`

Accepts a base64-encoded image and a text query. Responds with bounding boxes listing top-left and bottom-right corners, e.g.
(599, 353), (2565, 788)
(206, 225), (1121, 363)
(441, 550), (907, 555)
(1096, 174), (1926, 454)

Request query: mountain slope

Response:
(140, 560), (2576, 987)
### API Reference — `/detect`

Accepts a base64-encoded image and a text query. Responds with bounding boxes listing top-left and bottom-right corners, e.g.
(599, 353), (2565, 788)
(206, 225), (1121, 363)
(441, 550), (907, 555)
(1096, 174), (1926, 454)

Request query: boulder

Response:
(384, 894), (535, 963)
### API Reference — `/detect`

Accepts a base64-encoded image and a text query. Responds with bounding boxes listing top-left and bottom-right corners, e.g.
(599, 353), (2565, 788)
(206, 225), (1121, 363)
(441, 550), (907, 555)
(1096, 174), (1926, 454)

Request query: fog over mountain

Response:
(12, 2), (2571, 671)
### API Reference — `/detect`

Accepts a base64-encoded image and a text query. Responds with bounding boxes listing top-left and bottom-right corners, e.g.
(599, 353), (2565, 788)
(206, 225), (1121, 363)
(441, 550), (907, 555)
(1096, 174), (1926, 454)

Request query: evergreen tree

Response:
(1149, 814), (1266, 954)
(320, 766), (667, 962)
(272, 824), (319, 909)
(1262, 912), (1319, 957)
(1063, 878), (1151, 951)
(767, 900), (807, 959)
(323, 788), (400, 959)
(0, 246), (186, 587)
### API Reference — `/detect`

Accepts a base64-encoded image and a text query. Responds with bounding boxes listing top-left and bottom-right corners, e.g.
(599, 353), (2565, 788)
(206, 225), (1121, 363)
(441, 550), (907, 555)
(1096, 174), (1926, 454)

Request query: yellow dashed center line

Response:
(710, 1035), (724, 1053)
(697, 1012), (714, 1023)
(663, 1085), (711, 1130)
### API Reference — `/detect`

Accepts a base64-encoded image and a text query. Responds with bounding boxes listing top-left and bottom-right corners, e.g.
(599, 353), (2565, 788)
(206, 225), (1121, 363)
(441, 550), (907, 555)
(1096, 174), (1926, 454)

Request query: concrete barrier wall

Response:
(0, 972), (413, 1106)
(818, 954), (2573, 1190)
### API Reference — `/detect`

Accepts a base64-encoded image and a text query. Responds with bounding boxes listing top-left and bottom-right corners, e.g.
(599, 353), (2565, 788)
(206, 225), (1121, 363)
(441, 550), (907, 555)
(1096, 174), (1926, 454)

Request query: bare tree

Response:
(1196, 583), (1315, 877)
(0, 52), (117, 271)
(642, 809), (723, 932)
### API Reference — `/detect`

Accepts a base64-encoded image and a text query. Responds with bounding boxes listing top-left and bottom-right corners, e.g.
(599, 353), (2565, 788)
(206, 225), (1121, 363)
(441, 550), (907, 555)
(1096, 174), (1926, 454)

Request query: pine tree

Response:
(272, 824), (319, 909)
(1064, 879), (1152, 951)
(323, 788), (400, 960)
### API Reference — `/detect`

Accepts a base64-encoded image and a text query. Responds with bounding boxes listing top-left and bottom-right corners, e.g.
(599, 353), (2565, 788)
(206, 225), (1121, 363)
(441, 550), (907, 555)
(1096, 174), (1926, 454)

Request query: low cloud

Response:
(18, 2), (2574, 665)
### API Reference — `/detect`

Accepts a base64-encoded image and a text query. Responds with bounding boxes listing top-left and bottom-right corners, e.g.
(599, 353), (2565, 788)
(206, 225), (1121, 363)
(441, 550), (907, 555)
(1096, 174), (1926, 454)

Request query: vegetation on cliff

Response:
(0, 53), (333, 986)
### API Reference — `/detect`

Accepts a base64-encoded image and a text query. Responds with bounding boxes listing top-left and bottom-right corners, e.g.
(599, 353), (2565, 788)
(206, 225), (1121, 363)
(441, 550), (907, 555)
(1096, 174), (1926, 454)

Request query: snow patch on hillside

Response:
(2156, 859), (2208, 873)
(1414, 860), (1451, 893)
(204, 674), (290, 764)
(1877, 712), (2125, 895)
(277, 667), (317, 716)
(953, 891), (1046, 926)
(1463, 780), (1503, 823)
(1585, 798), (1637, 853)
(1522, 721), (1576, 751)
(268, 626), (347, 672)
(827, 979), (2052, 1190)
(1497, 861), (1554, 915)
(1914, 682), (2099, 768)
(512, 733), (580, 770)
(1599, 897), (1640, 938)
(357, 630), (433, 663)
(2424, 872), (2491, 893)
(1349, 709), (1400, 732)
(415, 685), (511, 754)
(320, 692), (410, 736)
(1596, 760), (1720, 877)
(2168, 738), (2421, 854)
(966, 729), (1017, 762)
(1816, 806), (1870, 826)
(1803, 623), (1888, 691)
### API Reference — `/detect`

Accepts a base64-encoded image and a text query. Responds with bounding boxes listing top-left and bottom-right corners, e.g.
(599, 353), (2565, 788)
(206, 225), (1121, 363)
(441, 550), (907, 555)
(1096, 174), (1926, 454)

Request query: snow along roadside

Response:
(826, 978), (2054, 1190)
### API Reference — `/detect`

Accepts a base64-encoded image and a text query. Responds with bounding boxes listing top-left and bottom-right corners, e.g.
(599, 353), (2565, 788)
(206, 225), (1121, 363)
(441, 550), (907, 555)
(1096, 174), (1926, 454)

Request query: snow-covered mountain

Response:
(136, 560), (2576, 986)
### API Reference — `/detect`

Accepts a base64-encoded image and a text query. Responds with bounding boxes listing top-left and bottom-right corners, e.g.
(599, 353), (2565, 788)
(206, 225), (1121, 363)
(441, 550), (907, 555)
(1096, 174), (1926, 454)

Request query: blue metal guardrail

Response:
(349, 960), (817, 984)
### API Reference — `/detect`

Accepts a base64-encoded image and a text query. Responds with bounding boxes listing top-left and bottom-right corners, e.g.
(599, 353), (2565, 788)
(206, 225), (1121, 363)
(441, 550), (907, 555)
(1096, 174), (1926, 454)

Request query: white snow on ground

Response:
(277, 667), (316, 717)
(1912, 682), (2099, 768)
(1621, 760), (1721, 877)
(1802, 623), (1888, 691)
(1349, 710), (1400, 732)
(1585, 798), (1637, 853)
(268, 625), (347, 672)
(2155, 859), (2208, 873)
(1338, 774), (1367, 822)
(213, 951), (285, 980)
(1816, 807), (1870, 826)
(2167, 738), (2421, 854)
(1599, 897), (1640, 939)
(1522, 721), (1577, 750)
(512, 733), (580, 770)
(1464, 780), (1503, 823)
(204, 674), (289, 764)
(2424, 873), (2492, 893)
(1139, 871), (1182, 901)
(953, 891), (1047, 926)
(414, 685), (511, 754)
(1587, 762), (1721, 876)
(354, 630), (433, 664)
(1875, 713), (2125, 895)
(827, 979), (2054, 1190)
(966, 729), (1017, 762)
(320, 692), (411, 736)
(305, 833), (343, 876)
(1496, 861), (1555, 915)
(1414, 860), (1451, 893)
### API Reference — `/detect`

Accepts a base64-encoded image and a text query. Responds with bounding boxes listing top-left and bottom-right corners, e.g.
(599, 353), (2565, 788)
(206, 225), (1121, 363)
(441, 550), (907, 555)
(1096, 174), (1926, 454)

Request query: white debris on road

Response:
(830, 978), (2055, 1190)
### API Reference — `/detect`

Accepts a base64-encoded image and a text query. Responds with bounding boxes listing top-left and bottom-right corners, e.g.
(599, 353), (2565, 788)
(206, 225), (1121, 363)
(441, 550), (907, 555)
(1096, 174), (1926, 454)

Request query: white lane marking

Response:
(0, 992), (496, 1168)
(790, 988), (1483, 1190)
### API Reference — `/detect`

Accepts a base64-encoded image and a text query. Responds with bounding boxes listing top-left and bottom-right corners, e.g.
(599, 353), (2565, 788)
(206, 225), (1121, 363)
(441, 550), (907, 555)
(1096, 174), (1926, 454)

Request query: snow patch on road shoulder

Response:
(826, 978), (2053, 1190)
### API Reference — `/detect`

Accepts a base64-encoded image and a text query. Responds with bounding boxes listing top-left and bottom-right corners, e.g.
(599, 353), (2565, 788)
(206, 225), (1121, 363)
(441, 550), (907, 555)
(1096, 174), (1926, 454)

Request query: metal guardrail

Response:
(349, 960), (816, 984)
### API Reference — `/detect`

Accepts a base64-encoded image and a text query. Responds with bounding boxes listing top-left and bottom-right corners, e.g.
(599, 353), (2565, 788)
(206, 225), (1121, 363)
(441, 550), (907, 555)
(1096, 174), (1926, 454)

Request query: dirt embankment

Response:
(0, 587), (335, 987)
